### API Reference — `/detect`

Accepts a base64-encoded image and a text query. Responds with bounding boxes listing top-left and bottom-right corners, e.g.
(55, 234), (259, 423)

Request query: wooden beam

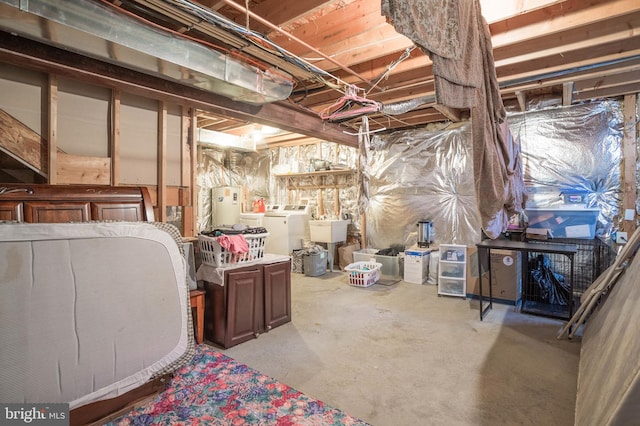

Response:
(622, 94), (637, 235)
(433, 105), (463, 122)
(236, 0), (338, 33)
(0, 33), (358, 147)
(562, 82), (574, 106)
(48, 74), (57, 184)
(158, 101), (167, 222)
(189, 108), (198, 237)
(481, 0), (570, 23)
(574, 68), (640, 92)
(500, 59), (640, 94)
(110, 89), (121, 185)
(490, 0), (640, 44)
(268, 1), (389, 52)
(515, 91), (527, 111)
(0, 108), (47, 175)
(180, 106), (190, 187)
(573, 81), (640, 101)
(494, 13), (640, 67)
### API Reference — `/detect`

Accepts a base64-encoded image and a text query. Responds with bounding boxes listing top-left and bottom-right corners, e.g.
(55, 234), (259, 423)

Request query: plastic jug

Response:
(252, 198), (265, 213)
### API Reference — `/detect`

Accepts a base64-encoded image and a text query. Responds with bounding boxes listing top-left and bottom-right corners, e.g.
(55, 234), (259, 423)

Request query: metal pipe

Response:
(500, 54), (640, 88)
(218, 0), (374, 88)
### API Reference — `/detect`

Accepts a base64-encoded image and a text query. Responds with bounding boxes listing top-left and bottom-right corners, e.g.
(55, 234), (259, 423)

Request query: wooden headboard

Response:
(0, 184), (154, 223)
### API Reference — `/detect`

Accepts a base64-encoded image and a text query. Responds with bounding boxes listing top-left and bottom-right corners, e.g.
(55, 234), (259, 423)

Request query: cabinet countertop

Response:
(196, 254), (291, 285)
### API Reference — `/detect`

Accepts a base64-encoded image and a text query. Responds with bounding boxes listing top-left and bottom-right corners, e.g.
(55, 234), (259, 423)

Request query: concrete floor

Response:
(214, 271), (581, 426)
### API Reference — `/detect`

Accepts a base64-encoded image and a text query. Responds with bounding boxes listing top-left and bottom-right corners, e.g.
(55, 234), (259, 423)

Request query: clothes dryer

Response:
(262, 205), (311, 255)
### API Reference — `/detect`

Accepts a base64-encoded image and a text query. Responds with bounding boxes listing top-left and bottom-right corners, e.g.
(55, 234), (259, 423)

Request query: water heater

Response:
(212, 186), (241, 226)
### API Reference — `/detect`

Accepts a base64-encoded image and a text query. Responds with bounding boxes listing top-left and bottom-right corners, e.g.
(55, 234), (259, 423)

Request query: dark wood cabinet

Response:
(203, 260), (291, 348)
(0, 184), (154, 222)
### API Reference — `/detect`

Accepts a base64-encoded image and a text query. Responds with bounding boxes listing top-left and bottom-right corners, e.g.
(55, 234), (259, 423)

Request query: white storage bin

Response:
(353, 248), (401, 277)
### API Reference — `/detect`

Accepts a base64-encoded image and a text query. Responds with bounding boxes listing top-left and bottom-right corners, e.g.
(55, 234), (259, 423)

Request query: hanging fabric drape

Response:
(382, 0), (527, 238)
(357, 116), (371, 216)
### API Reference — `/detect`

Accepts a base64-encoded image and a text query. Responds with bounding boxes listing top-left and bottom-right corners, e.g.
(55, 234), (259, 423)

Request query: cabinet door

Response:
(0, 201), (23, 221)
(24, 201), (90, 223)
(263, 260), (291, 331)
(225, 266), (263, 348)
(91, 202), (146, 221)
(203, 281), (227, 346)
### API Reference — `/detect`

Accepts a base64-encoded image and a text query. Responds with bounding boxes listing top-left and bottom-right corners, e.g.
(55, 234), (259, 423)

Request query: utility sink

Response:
(309, 219), (350, 243)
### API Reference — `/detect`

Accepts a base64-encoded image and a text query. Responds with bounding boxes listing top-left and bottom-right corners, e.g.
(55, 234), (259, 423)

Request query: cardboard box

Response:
(404, 248), (430, 284)
(525, 227), (550, 240)
(467, 248), (522, 305)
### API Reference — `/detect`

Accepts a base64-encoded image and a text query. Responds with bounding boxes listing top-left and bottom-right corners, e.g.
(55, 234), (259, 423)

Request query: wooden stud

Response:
(48, 74), (57, 183)
(515, 91), (527, 112)
(622, 93), (637, 234)
(158, 101), (167, 222)
(188, 108), (199, 236)
(562, 82), (574, 106)
(110, 89), (121, 185)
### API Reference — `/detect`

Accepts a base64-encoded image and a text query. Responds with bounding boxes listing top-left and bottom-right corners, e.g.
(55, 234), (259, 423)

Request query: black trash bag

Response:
(529, 254), (570, 305)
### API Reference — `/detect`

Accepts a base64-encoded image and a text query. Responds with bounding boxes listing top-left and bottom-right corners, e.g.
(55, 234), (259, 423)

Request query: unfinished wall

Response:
(195, 100), (624, 250)
(57, 77), (110, 157)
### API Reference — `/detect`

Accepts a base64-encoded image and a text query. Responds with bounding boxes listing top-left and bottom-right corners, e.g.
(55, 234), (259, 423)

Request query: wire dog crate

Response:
(522, 237), (614, 319)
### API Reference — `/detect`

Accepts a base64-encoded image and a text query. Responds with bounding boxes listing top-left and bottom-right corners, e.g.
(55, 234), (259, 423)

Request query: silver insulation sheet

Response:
(197, 147), (271, 232)
(269, 143), (358, 220)
(196, 100), (623, 247)
(509, 100), (623, 240)
(368, 123), (481, 249)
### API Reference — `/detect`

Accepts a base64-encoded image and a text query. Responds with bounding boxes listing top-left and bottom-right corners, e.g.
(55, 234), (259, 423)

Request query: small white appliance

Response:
(262, 204), (311, 255)
(212, 186), (241, 226)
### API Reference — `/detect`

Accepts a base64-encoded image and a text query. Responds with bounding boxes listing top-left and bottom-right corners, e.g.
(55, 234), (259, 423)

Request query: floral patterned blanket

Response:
(108, 345), (370, 425)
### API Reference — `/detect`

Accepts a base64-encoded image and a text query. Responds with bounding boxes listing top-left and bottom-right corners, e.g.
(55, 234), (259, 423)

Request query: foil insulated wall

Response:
(509, 101), (623, 240)
(369, 100), (622, 249)
(369, 123), (482, 249)
(197, 147), (270, 232)
(194, 100), (623, 245)
(270, 143), (358, 220)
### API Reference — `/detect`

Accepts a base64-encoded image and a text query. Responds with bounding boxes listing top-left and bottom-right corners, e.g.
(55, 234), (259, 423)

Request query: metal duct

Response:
(0, 0), (293, 104)
(381, 95), (435, 115)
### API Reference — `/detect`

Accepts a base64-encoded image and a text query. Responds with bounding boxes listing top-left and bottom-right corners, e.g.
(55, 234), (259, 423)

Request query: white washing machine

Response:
(238, 205), (281, 228)
(262, 204), (311, 255)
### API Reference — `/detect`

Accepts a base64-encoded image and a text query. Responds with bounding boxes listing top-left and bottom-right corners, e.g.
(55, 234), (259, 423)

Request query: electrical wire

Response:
(162, 0), (349, 93)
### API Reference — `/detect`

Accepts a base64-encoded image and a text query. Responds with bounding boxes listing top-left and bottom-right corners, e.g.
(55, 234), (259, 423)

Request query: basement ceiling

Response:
(4, 0), (640, 148)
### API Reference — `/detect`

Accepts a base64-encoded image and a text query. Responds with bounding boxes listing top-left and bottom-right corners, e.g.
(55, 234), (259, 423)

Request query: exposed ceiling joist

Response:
(1, 0), (638, 146)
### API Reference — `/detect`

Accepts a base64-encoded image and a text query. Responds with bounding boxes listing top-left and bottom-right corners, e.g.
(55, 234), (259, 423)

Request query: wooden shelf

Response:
(274, 169), (354, 178)
(274, 169), (355, 215)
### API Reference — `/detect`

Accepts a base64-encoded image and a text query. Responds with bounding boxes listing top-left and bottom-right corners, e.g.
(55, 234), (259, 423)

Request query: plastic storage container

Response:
(525, 207), (599, 239)
(303, 251), (327, 277)
(352, 248), (400, 277)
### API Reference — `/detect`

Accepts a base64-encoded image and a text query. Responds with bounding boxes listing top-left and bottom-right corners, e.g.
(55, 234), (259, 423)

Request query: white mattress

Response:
(0, 222), (190, 409)
(575, 252), (640, 425)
